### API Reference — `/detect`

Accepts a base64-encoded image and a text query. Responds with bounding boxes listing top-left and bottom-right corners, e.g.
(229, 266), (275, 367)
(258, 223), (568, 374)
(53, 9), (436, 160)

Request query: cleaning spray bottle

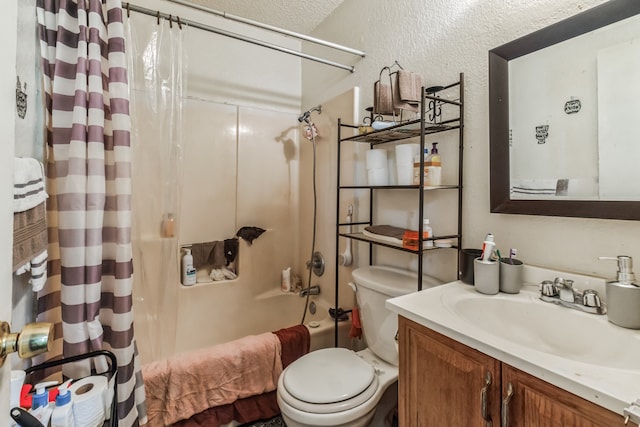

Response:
(51, 380), (74, 427)
(29, 381), (57, 426)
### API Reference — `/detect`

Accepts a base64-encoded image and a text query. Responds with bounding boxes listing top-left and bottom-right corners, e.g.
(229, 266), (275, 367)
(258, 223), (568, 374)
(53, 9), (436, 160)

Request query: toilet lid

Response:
(283, 348), (375, 404)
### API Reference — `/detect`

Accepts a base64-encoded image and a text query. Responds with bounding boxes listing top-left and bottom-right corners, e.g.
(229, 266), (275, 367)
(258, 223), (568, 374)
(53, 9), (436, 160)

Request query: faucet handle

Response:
(582, 289), (602, 308)
(540, 280), (557, 297)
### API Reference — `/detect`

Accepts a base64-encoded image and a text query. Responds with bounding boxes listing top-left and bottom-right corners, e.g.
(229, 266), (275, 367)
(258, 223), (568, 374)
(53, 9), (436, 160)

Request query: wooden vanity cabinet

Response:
(399, 316), (501, 426)
(502, 364), (626, 427)
(398, 316), (627, 427)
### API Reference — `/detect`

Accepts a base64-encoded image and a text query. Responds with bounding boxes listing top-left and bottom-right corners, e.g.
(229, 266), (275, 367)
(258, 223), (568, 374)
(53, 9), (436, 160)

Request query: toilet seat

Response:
(279, 348), (378, 414)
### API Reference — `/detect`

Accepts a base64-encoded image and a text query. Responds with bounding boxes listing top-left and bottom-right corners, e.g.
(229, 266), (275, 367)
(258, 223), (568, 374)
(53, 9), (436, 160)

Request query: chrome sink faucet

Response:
(540, 277), (606, 315)
(557, 278), (576, 303)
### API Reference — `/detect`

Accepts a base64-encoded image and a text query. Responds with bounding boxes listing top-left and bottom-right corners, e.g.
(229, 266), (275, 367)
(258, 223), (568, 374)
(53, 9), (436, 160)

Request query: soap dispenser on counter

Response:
(599, 255), (640, 329)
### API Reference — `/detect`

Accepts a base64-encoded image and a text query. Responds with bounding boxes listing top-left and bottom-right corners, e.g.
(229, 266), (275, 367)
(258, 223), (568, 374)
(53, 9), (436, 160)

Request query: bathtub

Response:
(134, 284), (353, 365)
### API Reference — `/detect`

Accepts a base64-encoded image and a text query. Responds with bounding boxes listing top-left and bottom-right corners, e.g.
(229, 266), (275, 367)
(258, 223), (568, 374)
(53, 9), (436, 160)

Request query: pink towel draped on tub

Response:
(174, 324), (311, 427)
(143, 332), (283, 427)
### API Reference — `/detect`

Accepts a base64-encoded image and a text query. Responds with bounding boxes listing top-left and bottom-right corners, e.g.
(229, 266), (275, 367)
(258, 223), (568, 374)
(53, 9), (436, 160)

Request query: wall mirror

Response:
(489, 0), (640, 220)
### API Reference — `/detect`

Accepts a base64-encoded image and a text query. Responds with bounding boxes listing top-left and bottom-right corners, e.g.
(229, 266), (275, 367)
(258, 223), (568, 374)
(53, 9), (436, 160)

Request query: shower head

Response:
(298, 105), (322, 123)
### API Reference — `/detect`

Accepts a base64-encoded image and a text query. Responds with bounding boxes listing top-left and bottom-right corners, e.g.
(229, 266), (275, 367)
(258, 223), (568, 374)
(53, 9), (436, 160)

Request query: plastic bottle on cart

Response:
(51, 380), (74, 427)
(29, 381), (57, 426)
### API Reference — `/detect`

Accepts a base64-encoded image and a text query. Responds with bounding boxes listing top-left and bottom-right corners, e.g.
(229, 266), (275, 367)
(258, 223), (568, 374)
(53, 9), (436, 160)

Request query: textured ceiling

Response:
(183, 0), (345, 34)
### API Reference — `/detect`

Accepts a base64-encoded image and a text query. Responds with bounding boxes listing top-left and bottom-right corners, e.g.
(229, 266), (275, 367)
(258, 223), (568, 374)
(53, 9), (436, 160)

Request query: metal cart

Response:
(24, 349), (118, 427)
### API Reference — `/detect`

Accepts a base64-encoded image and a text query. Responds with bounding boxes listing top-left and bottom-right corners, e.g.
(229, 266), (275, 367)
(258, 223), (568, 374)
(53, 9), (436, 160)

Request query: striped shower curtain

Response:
(36, 0), (146, 425)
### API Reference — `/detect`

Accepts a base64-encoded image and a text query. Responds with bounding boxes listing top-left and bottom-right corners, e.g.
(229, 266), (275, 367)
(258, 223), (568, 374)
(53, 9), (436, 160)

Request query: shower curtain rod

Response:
(123, 2), (360, 72)
(165, 0), (366, 58)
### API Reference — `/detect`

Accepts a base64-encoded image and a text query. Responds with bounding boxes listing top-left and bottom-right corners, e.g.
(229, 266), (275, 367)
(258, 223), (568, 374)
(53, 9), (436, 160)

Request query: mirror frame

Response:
(489, 0), (640, 220)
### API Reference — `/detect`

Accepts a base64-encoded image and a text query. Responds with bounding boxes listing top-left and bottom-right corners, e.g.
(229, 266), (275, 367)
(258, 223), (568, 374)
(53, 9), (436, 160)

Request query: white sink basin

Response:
(446, 290), (640, 370)
(386, 271), (640, 415)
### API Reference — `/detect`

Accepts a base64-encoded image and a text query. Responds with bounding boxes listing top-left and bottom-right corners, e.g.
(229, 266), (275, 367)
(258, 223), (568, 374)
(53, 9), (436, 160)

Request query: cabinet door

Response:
(399, 316), (501, 427)
(502, 364), (626, 427)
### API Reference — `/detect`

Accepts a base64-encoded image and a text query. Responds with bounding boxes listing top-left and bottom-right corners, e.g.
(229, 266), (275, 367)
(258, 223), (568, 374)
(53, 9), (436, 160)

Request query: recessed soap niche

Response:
(180, 238), (239, 285)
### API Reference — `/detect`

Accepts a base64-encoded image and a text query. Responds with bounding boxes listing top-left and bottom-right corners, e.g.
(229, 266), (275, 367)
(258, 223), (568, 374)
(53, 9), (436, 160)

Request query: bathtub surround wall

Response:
(127, 0), (324, 363)
(302, 0), (640, 282)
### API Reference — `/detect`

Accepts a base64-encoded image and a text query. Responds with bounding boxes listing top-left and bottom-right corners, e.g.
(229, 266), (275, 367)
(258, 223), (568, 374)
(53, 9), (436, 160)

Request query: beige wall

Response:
(302, 0), (640, 282)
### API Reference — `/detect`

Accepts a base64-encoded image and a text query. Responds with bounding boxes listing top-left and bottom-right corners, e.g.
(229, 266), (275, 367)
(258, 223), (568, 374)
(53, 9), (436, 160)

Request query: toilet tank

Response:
(351, 265), (442, 366)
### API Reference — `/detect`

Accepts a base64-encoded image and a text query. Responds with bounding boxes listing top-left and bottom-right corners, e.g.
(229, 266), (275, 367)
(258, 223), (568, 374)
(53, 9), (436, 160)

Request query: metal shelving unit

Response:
(333, 73), (465, 345)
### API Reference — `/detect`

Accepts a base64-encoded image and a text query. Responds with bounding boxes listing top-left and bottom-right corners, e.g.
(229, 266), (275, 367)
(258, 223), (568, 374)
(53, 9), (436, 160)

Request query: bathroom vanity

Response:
(398, 317), (625, 426)
(386, 266), (640, 426)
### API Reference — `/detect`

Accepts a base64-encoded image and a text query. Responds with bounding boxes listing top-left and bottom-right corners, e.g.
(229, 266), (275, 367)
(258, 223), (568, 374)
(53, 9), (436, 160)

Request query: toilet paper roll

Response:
(366, 149), (388, 170)
(367, 167), (389, 186)
(396, 164), (414, 185)
(70, 376), (109, 427)
(395, 143), (418, 165)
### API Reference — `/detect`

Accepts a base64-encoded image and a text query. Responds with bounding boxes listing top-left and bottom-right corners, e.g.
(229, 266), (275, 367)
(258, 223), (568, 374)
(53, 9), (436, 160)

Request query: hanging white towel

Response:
(14, 157), (47, 213)
(15, 249), (48, 292)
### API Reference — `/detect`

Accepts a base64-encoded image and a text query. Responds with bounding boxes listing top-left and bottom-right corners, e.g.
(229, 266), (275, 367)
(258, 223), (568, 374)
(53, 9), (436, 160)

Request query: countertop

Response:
(385, 265), (640, 417)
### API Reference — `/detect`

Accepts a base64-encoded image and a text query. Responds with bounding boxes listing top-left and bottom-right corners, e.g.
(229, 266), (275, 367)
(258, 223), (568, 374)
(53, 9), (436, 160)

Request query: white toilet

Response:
(277, 265), (442, 427)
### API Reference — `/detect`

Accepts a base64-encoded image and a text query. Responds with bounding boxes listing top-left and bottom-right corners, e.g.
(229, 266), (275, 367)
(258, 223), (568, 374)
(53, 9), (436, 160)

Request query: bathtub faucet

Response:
(299, 285), (320, 297)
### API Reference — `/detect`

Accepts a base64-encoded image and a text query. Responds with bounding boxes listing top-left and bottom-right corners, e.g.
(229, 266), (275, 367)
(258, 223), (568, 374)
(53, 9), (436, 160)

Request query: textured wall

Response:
(1, 0), (18, 420)
(302, 0), (640, 280)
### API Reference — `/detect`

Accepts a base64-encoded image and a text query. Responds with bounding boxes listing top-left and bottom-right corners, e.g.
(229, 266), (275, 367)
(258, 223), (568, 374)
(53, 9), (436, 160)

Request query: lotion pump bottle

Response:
(182, 248), (196, 286)
(599, 255), (640, 329)
(51, 380), (74, 427)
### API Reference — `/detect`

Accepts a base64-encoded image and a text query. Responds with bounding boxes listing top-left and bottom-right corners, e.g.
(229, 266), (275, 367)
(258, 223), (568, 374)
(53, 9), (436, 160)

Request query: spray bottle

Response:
(29, 381), (57, 426)
(51, 380), (74, 427)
